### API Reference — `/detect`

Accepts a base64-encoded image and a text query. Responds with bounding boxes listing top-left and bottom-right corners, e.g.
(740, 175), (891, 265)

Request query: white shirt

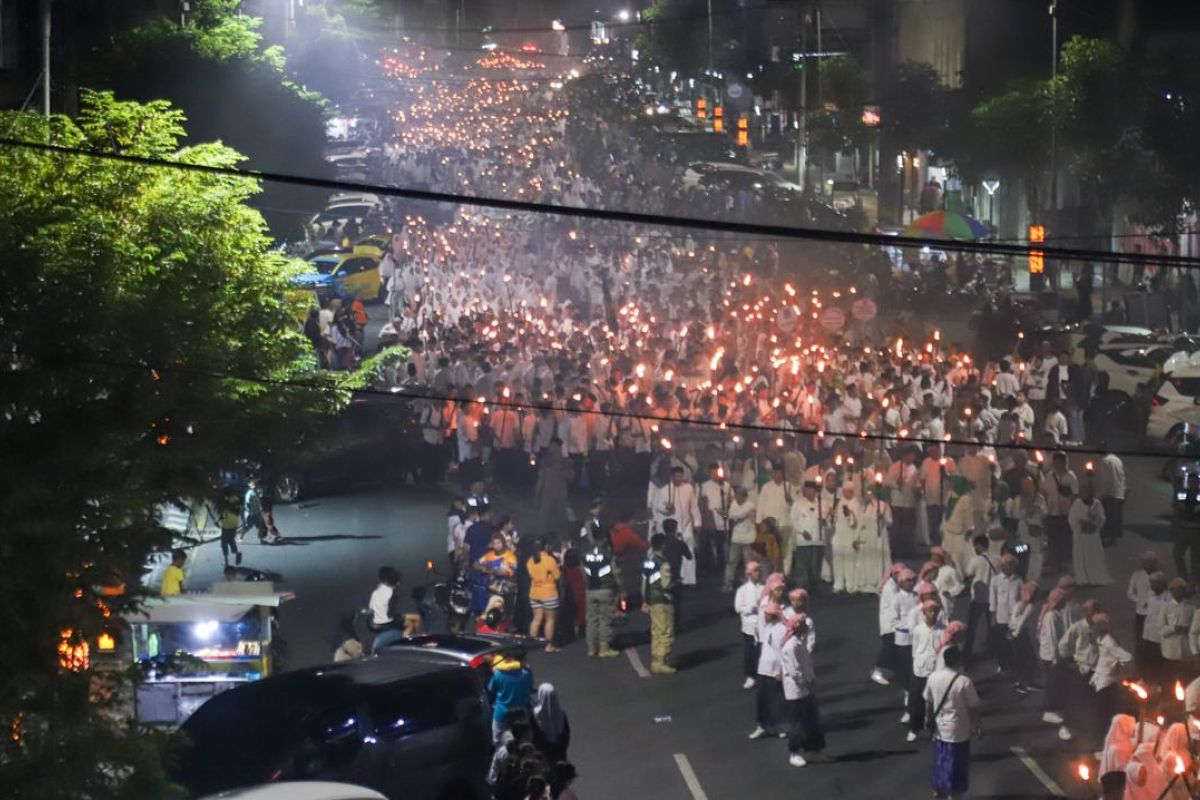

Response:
(756, 480), (794, 527)
(700, 479), (734, 530)
(989, 572), (1022, 625)
(1096, 454), (1126, 500)
(879, 579), (898, 636)
(912, 619), (947, 678)
(782, 606), (817, 652)
(1144, 592), (1167, 644)
(1160, 597), (1196, 662)
(735, 581), (763, 638)
(924, 668), (979, 743)
(891, 589), (919, 646)
(1127, 570), (1151, 615)
(447, 515), (467, 555)
(1039, 606), (1066, 662)
(1042, 470), (1078, 517)
(995, 371), (1020, 398)
(966, 553), (997, 604)
(1089, 634), (1133, 690)
(757, 620), (787, 678)
(788, 496), (824, 547)
(781, 636), (817, 700)
(726, 498), (756, 544)
(369, 583), (394, 626)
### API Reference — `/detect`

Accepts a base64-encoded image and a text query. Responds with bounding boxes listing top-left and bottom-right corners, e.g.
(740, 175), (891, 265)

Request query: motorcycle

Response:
(424, 559), (474, 633)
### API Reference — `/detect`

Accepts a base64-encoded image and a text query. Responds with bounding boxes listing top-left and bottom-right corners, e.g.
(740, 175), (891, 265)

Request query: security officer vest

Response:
(643, 553), (671, 605)
(583, 546), (616, 591)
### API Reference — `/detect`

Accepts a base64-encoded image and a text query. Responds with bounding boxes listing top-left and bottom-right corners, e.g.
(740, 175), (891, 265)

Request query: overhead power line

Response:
(0, 135), (1194, 270)
(13, 349), (1179, 463)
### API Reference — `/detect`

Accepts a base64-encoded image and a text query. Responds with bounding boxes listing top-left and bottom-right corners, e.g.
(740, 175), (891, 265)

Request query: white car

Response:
(1091, 344), (1173, 399)
(1148, 364), (1200, 443)
(199, 782), (387, 800)
(681, 160), (760, 189)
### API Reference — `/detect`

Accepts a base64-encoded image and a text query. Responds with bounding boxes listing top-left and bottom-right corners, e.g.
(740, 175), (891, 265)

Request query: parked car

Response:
(198, 782), (387, 800)
(377, 632), (527, 681)
(1148, 365), (1200, 444)
(229, 393), (420, 503)
(176, 654), (493, 800)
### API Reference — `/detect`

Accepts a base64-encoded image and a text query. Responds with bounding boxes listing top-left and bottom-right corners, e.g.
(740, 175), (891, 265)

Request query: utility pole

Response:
(797, 10), (808, 189)
(40, 0), (50, 120)
(707, 0), (714, 71)
(1049, 0), (1058, 213)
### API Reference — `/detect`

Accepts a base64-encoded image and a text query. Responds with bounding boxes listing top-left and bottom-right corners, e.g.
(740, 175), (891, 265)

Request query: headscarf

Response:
(1157, 723), (1191, 771)
(1019, 580), (1037, 605)
(788, 588), (809, 611)
(1098, 714), (1137, 777)
(938, 621), (965, 652)
(744, 561), (761, 577)
(1168, 577), (1189, 594)
(897, 567), (917, 586)
(763, 601), (783, 622)
(878, 562), (906, 594)
(919, 562), (940, 582)
(533, 683), (567, 743)
(919, 599), (939, 616)
(759, 572), (786, 602)
(1039, 587), (1066, 626)
(916, 581), (938, 599)
(929, 546), (948, 563)
(1082, 599), (1102, 620)
(1125, 742), (1169, 799)
(782, 612), (808, 645)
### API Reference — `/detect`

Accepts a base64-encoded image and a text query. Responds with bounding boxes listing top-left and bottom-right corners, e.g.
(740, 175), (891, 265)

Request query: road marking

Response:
(1010, 746), (1065, 797)
(625, 647), (650, 678)
(673, 753), (708, 800)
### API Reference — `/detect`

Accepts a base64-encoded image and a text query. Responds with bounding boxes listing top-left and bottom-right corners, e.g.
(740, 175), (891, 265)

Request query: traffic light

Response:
(1028, 224), (1046, 291)
(736, 114), (749, 147)
(696, 97), (707, 120)
(713, 105), (724, 133)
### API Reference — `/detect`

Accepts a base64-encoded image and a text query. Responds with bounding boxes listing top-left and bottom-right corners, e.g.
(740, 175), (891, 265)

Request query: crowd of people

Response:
(314, 48), (1200, 800)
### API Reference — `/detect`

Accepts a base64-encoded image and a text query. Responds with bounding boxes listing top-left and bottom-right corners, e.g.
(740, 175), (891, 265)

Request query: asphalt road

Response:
(180, 454), (1179, 799)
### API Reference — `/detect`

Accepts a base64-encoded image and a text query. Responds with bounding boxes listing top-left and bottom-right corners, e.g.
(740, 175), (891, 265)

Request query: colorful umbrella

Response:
(902, 210), (990, 240)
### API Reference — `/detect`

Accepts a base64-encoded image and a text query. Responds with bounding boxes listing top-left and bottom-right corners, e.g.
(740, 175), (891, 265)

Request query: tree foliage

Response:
(89, 0), (332, 239)
(951, 83), (1052, 212)
(807, 56), (874, 156)
(0, 92), (367, 800)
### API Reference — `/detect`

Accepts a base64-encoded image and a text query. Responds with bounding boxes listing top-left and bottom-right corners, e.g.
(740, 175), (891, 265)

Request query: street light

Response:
(616, 9), (631, 22)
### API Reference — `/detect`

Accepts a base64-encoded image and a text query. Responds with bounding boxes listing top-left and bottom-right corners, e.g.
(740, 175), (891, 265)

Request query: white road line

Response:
(1010, 746), (1065, 797)
(625, 647), (650, 678)
(673, 753), (709, 800)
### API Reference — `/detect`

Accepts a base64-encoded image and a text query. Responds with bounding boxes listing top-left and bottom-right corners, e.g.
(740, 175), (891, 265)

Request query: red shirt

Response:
(609, 523), (649, 555)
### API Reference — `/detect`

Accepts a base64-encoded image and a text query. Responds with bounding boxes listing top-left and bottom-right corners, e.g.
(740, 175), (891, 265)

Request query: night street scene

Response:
(9, 2), (1200, 799)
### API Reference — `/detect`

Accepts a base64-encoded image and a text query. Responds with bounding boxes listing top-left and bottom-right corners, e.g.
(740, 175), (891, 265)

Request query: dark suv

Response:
(175, 654), (492, 800)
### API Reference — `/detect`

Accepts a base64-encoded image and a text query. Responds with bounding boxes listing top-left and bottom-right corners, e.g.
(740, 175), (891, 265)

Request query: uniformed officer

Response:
(643, 533), (677, 674)
(582, 537), (620, 658)
(788, 481), (826, 592)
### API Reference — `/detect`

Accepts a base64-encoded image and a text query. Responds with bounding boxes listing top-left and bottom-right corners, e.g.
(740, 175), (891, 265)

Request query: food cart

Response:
(122, 582), (294, 726)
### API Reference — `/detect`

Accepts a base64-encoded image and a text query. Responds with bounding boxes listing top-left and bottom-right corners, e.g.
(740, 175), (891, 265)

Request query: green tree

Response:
(807, 56), (874, 163)
(0, 92), (374, 799)
(954, 83), (1053, 215)
(90, 0), (332, 239)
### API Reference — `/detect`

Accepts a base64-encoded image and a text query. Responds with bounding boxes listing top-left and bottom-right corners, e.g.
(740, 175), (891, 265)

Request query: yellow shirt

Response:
(161, 565), (185, 596)
(526, 556), (561, 601)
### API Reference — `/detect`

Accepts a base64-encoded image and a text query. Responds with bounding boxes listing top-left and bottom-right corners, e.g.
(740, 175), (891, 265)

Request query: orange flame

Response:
(1077, 763), (1091, 781)
(1177, 680), (1186, 702)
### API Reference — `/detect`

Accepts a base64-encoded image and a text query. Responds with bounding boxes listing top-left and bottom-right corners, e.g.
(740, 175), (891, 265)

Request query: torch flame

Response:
(1175, 755), (1186, 775)
(1177, 680), (1187, 701)
(1125, 681), (1149, 700)
(1077, 763), (1091, 781)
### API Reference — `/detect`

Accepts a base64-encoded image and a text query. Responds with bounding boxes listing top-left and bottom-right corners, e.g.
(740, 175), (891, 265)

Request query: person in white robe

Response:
(1069, 486), (1110, 587)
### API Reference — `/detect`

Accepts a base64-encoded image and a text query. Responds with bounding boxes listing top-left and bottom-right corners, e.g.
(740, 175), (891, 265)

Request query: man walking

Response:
(925, 646), (981, 800)
(724, 485), (757, 591)
(782, 613), (827, 767)
(643, 533), (676, 674)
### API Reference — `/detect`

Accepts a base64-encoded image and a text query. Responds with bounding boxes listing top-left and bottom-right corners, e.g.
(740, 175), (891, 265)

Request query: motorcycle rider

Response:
(582, 531), (620, 657)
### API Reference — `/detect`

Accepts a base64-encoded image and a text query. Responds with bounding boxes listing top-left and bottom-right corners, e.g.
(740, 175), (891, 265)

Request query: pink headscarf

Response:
(1098, 714), (1137, 777)
(763, 602), (783, 622)
(1038, 588), (1065, 626)
(782, 612), (808, 645)
(1125, 742), (1169, 799)
(759, 572), (786, 602)
(788, 588), (809, 610)
(1019, 581), (1037, 604)
(919, 599), (939, 615)
(744, 561), (761, 577)
(929, 546), (948, 563)
(897, 568), (917, 586)
(938, 621), (965, 652)
(878, 562), (906, 594)
(919, 561), (940, 582)
(916, 581), (938, 598)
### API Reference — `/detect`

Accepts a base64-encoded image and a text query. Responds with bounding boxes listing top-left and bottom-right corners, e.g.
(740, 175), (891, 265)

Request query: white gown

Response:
(1070, 498), (1111, 586)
